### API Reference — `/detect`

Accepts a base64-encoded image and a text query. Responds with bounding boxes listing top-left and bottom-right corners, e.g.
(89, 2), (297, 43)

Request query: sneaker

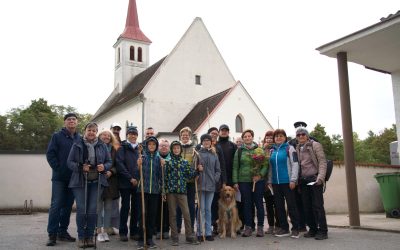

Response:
(205, 235), (214, 241)
(265, 227), (274, 234)
(46, 235), (57, 246)
(274, 228), (290, 237)
(120, 235), (128, 242)
(186, 236), (200, 245)
(172, 240), (179, 246)
(137, 241), (144, 250)
(103, 232), (110, 242)
(242, 226), (252, 237)
(304, 230), (317, 238)
(256, 227), (264, 237)
(147, 239), (157, 249)
(315, 232), (328, 240)
(162, 232), (170, 239)
(97, 233), (105, 242)
(57, 231), (76, 242)
(290, 230), (300, 239)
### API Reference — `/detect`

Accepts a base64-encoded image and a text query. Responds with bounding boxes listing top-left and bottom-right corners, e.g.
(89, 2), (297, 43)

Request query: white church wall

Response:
(197, 84), (273, 144)
(143, 18), (236, 132)
(94, 100), (144, 141)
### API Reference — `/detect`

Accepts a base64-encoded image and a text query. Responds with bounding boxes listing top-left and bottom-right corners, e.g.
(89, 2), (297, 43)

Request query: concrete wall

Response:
(325, 163), (400, 213)
(1, 154), (399, 212)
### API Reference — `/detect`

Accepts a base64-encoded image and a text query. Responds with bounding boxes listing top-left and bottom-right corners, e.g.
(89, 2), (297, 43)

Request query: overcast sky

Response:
(0, 0), (397, 138)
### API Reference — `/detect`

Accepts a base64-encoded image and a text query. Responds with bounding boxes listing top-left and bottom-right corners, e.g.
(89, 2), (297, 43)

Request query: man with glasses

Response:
(295, 127), (328, 240)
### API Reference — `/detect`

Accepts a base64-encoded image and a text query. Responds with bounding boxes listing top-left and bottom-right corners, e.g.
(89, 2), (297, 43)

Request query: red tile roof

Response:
(119, 0), (151, 43)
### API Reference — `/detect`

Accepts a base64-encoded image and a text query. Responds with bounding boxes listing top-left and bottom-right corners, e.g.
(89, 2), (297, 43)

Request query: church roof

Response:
(118, 0), (151, 43)
(173, 88), (232, 133)
(92, 56), (166, 120)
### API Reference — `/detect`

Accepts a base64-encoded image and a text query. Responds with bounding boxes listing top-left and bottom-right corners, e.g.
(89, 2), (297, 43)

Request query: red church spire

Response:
(119, 0), (151, 43)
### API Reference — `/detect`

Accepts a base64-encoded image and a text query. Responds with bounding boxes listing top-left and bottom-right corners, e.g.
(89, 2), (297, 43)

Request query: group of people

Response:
(45, 112), (328, 249)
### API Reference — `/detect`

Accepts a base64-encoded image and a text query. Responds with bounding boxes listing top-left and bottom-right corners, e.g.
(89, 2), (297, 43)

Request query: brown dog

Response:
(217, 185), (242, 238)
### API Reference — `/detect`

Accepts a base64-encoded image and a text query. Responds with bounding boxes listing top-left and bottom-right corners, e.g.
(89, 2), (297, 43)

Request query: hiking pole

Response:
(138, 144), (147, 249)
(160, 157), (165, 242)
(193, 150), (205, 242)
(94, 171), (102, 249)
(84, 171), (88, 249)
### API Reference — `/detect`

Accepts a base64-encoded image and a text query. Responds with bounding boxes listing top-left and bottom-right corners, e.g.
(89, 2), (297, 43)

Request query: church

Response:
(92, 0), (273, 143)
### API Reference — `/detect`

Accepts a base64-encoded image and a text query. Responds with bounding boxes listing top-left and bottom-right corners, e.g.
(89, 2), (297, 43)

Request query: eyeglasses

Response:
(296, 133), (307, 137)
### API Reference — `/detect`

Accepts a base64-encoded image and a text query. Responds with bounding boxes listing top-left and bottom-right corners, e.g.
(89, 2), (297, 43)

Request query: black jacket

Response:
(218, 137), (237, 186)
(116, 141), (139, 189)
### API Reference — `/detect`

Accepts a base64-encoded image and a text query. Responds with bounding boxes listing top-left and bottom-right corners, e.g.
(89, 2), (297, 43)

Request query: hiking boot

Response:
(186, 236), (200, 245)
(86, 237), (95, 247)
(242, 226), (252, 237)
(290, 230), (300, 239)
(299, 227), (308, 232)
(172, 239), (179, 246)
(274, 228), (290, 237)
(156, 232), (161, 239)
(120, 235), (128, 242)
(256, 227), (264, 237)
(46, 235), (57, 246)
(137, 241), (144, 250)
(77, 239), (85, 248)
(162, 232), (170, 239)
(265, 227), (274, 234)
(106, 227), (116, 235)
(212, 223), (219, 236)
(206, 235), (214, 241)
(315, 231), (328, 240)
(57, 231), (76, 242)
(197, 236), (205, 242)
(130, 234), (140, 241)
(304, 230), (317, 238)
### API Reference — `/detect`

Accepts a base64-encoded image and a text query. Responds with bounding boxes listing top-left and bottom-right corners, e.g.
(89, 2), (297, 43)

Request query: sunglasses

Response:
(296, 133), (307, 137)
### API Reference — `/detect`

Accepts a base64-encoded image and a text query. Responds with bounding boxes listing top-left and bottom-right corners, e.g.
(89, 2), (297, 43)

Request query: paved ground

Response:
(0, 213), (399, 250)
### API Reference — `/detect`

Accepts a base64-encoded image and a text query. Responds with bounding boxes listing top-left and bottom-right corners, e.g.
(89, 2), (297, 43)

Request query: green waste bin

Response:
(374, 172), (400, 218)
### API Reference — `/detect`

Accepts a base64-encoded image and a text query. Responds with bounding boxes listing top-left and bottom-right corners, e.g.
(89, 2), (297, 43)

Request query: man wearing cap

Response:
(45, 113), (81, 246)
(116, 126), (141, 241)
(110, 123), (122, 143)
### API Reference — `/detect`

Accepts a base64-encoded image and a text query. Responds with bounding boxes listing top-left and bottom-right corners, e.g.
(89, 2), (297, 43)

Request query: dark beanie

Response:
(207, 127), (218, 134)
(64, 113), (77, 121)
(126, 126), (138, 135)
(200, 134), (212, 144)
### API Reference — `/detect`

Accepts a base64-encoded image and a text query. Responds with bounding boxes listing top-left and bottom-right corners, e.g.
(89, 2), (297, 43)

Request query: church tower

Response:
(114, 0), (151, 93)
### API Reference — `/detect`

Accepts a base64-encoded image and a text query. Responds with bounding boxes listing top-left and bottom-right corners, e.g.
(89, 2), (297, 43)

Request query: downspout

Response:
(139, 93), (145, 141)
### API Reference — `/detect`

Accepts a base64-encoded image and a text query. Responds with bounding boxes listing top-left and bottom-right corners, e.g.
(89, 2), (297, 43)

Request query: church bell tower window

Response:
(138, 47), (143, 62)
(130, 46), (135, 61)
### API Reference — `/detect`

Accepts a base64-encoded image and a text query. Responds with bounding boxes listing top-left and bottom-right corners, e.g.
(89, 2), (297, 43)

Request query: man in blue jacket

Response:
(45, 113), (81, 246)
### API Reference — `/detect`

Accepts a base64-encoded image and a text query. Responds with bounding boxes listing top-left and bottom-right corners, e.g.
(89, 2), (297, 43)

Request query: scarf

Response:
(83, 137), (98, 165)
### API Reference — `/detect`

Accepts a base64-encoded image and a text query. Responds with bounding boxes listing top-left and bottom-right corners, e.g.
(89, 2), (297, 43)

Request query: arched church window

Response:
(235, 115), (243, 133)
(138, 47), (143, 62)
(130, 46), (135, 61)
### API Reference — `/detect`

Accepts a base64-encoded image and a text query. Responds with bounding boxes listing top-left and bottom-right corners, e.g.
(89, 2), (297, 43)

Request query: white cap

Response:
(110, 122), (122, 129)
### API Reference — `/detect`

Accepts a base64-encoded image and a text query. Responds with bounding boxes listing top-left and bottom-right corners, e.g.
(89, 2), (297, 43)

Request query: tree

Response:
(0, 98), (92, 151)
(309, 123), (333, 159)
(331, 134), (344, 161)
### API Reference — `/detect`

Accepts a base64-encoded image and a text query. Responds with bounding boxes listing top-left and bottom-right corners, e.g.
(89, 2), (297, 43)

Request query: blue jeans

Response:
(47, 180), (75, 236)
(239, 180), (265, 227)
(119, 188), (140, 236)
(176, 182), (195, 230)
(72, 182), (102, 239)
(97, 198), (113, 228)
(196, 191), (214, 236)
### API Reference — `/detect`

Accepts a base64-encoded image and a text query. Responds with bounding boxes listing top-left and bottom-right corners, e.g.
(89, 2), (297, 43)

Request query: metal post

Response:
(337, 52), (360, 227)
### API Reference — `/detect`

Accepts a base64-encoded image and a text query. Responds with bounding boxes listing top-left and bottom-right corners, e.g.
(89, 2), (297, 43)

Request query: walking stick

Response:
(193, 150), (205, 242)
(160, 157), (165, 242)
(138, 145), (147, 249)
(84, 171), (88, 248)
(94, 171), (101, 249)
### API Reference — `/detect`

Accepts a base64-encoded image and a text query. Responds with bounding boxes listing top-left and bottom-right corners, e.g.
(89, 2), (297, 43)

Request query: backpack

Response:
(311, 142), (333, 182)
